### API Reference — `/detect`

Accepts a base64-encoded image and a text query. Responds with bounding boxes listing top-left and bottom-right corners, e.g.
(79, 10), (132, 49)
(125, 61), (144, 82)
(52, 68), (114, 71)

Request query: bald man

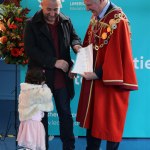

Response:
(24, 0), (82, 149)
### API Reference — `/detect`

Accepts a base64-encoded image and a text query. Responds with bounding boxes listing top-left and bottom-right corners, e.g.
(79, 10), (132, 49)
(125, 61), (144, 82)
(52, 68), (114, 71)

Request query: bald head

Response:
(42, 0), (62, 6)
(41, 0), (62, 24)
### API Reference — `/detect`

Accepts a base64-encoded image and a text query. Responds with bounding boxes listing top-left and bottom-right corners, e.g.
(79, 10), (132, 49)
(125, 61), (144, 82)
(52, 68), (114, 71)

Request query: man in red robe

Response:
(76, 0), (138, 150)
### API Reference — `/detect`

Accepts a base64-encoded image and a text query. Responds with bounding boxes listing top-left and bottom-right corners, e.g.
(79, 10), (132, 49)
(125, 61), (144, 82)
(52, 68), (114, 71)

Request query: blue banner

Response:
(21, 0), (150, 137)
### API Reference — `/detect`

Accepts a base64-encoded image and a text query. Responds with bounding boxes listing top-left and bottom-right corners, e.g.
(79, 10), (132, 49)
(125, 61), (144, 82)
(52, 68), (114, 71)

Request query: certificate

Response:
(71, 44), (93, 75)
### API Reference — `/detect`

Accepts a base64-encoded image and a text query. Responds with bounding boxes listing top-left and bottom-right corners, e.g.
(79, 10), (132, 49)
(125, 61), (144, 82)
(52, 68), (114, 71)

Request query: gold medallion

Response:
(114, 14), (119, 18)
(95, 45), (99, 51)
(107, 26), (111, 32)
(104, 40), (108, 45)
(100, 44), (103, 48)
(101, 32), (107, 40)
(119, 13), (122, 18)
(109, 19), (116, 25)
(111, 24), (117, 29)
(116, 19), (120, 23)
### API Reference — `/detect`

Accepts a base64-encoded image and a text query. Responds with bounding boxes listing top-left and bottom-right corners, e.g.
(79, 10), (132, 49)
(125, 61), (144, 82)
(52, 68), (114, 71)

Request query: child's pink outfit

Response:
(17, 83), (53, 150)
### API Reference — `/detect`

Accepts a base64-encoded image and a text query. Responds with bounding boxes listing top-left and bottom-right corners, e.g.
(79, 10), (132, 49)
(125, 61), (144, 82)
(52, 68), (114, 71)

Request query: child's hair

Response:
(25, 68), (46, 85)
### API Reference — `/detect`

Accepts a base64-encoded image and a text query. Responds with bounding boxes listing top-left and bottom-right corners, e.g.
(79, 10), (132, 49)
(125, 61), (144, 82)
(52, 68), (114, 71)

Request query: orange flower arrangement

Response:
(0, 3), (29, 64)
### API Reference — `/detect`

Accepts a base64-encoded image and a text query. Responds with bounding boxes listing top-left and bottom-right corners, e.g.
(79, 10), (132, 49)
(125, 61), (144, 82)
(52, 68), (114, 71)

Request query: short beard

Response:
(43, 14), (59, 24)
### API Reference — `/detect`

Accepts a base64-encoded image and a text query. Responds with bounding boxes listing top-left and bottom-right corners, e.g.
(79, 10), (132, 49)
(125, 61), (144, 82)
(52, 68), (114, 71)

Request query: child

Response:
(17, 68), (53, 150)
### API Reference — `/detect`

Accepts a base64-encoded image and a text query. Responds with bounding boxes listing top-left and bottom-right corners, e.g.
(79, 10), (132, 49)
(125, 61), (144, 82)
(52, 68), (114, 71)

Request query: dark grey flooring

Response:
(0, 136), (150, 150)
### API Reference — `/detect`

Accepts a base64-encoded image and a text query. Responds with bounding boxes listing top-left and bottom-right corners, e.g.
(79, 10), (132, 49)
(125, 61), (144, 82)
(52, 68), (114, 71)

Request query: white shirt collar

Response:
(98, 1), (110, 19)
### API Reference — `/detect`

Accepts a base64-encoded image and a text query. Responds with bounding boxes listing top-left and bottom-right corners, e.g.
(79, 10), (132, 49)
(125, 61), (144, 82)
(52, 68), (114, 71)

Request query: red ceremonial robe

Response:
(76, 8), (138, 142)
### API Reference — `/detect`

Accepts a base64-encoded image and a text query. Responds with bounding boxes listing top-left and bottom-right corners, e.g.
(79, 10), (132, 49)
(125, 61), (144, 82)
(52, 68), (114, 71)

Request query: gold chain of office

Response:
(88, 12), (127, 51)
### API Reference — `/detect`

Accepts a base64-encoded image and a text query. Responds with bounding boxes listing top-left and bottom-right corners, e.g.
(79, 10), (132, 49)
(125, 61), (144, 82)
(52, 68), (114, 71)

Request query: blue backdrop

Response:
(20, 0), (150, 137)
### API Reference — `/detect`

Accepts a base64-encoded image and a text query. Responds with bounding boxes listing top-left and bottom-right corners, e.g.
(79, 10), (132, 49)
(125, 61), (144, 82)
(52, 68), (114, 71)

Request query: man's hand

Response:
(82, 72), (98, 80)
(73, 45), (82, 53)
(55, 60), (69, 72)
(68, 70), (77, 79)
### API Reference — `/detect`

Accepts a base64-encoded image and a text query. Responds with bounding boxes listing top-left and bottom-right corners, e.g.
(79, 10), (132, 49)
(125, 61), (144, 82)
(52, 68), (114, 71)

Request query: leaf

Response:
(7, 18), (11, 26)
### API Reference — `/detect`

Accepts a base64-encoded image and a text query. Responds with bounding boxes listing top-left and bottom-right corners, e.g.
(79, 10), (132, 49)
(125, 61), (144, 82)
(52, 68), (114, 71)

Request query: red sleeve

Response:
(102, 19), (138, 90)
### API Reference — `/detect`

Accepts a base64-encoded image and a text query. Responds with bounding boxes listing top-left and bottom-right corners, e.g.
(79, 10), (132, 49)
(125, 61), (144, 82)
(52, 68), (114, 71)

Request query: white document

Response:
(71, 44), (93, 75)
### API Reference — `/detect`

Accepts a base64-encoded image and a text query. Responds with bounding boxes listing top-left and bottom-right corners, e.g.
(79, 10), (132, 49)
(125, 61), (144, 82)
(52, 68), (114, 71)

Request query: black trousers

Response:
(86, 129), (120, 150)
(42, 88), (75, 150)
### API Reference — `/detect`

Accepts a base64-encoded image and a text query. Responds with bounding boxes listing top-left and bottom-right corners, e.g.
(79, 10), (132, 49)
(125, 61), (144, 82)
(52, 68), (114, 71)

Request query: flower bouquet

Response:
(0, 3), (29, 65)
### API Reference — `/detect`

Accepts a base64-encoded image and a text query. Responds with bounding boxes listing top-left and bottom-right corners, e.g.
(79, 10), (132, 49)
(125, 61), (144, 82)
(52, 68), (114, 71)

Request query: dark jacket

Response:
(24, 10), (82, 99)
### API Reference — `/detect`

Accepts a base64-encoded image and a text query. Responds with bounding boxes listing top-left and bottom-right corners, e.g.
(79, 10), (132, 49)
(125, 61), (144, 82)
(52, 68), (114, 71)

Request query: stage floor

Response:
(1, 101), (150, 150)
(0, 136), (150, 150)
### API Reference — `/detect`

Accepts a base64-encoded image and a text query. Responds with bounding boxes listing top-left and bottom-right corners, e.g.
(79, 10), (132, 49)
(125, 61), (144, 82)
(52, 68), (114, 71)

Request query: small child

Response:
(17, 68), (53, 150)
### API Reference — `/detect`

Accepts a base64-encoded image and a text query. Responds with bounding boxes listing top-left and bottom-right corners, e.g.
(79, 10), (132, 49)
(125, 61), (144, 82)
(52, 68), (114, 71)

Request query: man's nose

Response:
(50, 10), (55, 16)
